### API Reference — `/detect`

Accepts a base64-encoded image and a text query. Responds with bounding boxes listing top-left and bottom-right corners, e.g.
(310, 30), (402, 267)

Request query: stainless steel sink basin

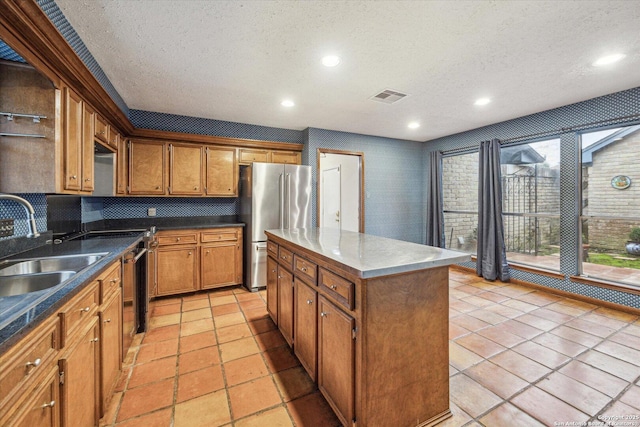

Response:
(0, 253), (107, 277)
(0, 271), (77, 297)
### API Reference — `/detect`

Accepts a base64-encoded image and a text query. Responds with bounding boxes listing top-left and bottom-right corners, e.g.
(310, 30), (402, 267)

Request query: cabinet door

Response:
(63, 86), (83, 191)
(129, 140), (166, 195)
(318, 296), (355, 426)
(271, 151), (301, 165)
(116, 137), (128, 195)
(294, 278), (317, 380)
(99, 288), (122, 417)
(59, 319), (99, 427)
(81, 103), (95, 192)
(205, 146), (237, 196)
(156, 246), (198, 295)
(266, 256), (278, 324)
(277, 266), (294, 346)
(169, 143), (203, 195)
(10, 366), (60, 427)
(94, 114), (108, 144)
(201, 242), (239, 289)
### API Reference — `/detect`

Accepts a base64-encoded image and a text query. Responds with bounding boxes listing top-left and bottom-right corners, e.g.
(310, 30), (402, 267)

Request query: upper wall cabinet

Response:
(128, 139), (166, 195)
(205, 146), (237, 197)
(239, 148), (301, 165)
(169, 143), (204, 196)
(62, 85), (94, 193)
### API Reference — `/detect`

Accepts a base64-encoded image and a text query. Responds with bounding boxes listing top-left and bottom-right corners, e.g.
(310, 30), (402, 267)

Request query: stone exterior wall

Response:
(442, 153), (479, 251)
(583, 130), (640, 252)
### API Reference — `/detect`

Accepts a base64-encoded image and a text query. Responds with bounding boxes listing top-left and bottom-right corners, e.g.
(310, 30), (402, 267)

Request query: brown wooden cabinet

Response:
(277, 265), (294, 346)
(62, 86), (94, 193)
(294, 278), (317, 381)
(169, 143), (204, 195)
(318, 296), (355, 426)
(270, 150), (301, 164)
(58, 318), (99, 427)
(200, 228), (242, 289)
(156, 245), (198, 296)
(128, 139), (166, 195)
(94, 113), (108, 145)
(239, 148), (301, 165)
(116, 136), (128, 195)
(154, 228), (242, 297)
(205, 146), (237, 196)
(98, 288), (122, 417)
(266, 256), (278, 323)
(8, 366), (60, 427)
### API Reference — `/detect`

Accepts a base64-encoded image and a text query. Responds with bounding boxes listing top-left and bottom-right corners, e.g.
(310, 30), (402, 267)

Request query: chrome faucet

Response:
(0, 194), (41, 238)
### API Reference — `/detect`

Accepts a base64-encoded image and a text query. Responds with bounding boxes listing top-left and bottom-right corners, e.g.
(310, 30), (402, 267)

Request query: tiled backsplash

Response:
(101, 197), (239, 219)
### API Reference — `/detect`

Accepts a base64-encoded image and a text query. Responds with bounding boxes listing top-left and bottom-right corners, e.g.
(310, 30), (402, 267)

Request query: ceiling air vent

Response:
(370, 89), (409, 104)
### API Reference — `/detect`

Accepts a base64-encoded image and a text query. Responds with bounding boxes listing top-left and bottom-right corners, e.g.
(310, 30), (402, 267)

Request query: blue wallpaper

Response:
(0, 40), (26, 63)
(129, 109), (304, 144)
(100, 197), (238, 220)
(306, 128), (426, 243)
(425, 86), (640, 309)
(36, 0), (129, 116)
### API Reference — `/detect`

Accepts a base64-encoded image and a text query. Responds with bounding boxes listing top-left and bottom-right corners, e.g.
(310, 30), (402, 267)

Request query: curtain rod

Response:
(441, 112), (640, 156)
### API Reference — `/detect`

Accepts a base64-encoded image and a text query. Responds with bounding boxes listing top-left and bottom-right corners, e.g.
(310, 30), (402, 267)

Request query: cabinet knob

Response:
(302, 267), (307, 272)
(104, 318), (111, 323)
(330, 285), (337, 290)
(80, 306), (90, 313)
(91, 337), (99, 343)
(25, 358), (42, 369)
(155, 186), (160, 190)
(188, 251), (192, 256)
(84, 178), (91, 182)
(176, 237), (181, 241)
(306, 299), (313, 305)
(194, 186), (198, 190)
(320, 312), (328, 317)
(70, 175), (77, 180)
(41, 400), (56, 409)
(111, 278), (119, 283)
(206, 250), (210, 254)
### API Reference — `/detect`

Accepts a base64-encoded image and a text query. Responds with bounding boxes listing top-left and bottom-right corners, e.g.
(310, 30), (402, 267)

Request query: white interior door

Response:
(322, 166), (341, 229)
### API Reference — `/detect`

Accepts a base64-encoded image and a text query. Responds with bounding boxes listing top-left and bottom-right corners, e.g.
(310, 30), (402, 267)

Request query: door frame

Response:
(316, 148), (365, 233)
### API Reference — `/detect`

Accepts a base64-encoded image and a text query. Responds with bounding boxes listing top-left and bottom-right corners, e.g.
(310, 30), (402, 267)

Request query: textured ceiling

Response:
(53, 0), (640, 142)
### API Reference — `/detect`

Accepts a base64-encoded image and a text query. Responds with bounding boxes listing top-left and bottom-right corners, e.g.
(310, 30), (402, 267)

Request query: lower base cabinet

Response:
(294, 278), (317, 381)
(154, 227), (243, 297)
(318, 296), (355, 426)
(58, 318), (99, 427)
(7, 365), (60, 427)
(99, 288), (122, 416)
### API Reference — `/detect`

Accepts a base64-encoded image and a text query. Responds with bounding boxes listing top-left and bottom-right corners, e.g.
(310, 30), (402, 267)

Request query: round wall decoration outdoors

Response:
(611, 175), (632, 190)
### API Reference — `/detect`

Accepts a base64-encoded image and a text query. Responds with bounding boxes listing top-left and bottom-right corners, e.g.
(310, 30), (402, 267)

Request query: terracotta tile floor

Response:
(101, 269), (640, 426)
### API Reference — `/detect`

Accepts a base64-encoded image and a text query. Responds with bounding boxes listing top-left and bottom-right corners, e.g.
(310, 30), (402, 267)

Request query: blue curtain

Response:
(426, 151), (444, 247)
(477, 139), (510, 281)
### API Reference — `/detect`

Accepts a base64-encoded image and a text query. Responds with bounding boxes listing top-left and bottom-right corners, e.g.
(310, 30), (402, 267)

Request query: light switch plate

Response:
(0, 219), (15, 237)
(147, 208), (157, 217)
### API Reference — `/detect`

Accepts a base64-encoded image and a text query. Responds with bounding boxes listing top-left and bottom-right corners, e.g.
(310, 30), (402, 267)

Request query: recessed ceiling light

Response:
(408, 122), (420, 129)
(592, 53), (626, 67)
(281, 100), (295, 107)
(474, 98), (491, 106)
(322, 55), (340, 67)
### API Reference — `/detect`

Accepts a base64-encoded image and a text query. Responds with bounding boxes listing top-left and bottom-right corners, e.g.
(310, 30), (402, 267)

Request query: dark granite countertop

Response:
(0, 216), (245, 354)
(0, 235), (142, 354)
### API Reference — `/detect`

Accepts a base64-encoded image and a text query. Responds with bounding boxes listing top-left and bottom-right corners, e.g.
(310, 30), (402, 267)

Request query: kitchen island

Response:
(265, 228), (470, 427)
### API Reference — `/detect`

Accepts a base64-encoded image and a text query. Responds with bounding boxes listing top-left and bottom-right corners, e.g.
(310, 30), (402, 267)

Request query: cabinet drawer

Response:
(157, 232), (198, 246)
(99, 262), (121, 304)
(0, 315), (59, 414)
(294, 255), (317, 284)
(59, 281), (99, 347)
(201, 228), (239, 243)
(239, 149), (269, 163)
(278, 246), (294, 270)
(267, 240), (278, 258)
(319, 268), (355, 310)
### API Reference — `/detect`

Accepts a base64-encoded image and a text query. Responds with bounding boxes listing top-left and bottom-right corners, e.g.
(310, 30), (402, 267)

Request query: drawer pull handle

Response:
(80, 306), (90, 313)
(330, 285), (337, 290)
(320, 312), (328, 317)
(26, 358), (42, 369)
(41, 400), (56, 409)
(306, 299), (313, 305)
(104, 318), (111, 323)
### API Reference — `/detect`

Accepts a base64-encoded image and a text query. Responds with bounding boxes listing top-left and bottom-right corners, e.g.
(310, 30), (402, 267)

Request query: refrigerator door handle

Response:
(285, 173), (291, 228)
(256, 242), (267, 251)
(279, 173), (285, 228)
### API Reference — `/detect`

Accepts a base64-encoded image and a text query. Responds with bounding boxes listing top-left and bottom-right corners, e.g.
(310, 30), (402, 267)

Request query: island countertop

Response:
(265, 228), (470, 278)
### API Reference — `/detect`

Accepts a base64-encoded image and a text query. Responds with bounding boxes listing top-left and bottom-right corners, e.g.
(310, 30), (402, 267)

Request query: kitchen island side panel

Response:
(358, 266), (450, 426)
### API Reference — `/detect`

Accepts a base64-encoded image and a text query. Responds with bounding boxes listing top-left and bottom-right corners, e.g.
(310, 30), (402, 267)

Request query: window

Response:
(501, 139), (561, 271)
(443, 152), (478, 253)
(580, 125), (640, 288)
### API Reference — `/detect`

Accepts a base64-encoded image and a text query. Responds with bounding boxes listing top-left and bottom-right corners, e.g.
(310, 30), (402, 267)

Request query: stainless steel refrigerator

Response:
(240, 162), (312, 291)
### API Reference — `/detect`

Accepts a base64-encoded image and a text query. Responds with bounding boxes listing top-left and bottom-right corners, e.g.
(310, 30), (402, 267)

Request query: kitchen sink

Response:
(0, 253), (108, 277)
(0, 271), (77, 297)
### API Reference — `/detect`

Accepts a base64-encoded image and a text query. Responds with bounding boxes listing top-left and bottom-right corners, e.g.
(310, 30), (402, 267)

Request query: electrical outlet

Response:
(147, 208), (157, 217)
(0, 219), (15, 237)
